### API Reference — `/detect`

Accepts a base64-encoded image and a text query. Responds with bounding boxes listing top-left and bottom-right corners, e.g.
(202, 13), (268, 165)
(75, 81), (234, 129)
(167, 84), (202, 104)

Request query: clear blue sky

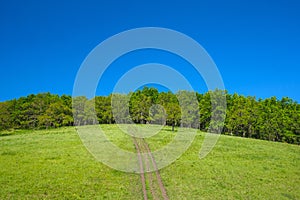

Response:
(0, 0), (299, 102)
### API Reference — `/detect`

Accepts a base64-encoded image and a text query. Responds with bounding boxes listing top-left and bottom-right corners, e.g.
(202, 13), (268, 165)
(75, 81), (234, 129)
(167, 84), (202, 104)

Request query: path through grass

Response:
(0, 125), (299, 199)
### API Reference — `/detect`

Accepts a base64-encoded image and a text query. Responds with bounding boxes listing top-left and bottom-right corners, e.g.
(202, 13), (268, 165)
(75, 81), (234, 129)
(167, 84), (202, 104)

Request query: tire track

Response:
(133, 137), (148, 200)
(133, 137), (169, 200)
(142, 138), (169, 200)
(137, 138), (159, 200)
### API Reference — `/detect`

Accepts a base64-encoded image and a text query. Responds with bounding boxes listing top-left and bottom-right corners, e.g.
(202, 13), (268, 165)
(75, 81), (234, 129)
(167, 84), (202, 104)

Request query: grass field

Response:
(0, 125), (299, 199)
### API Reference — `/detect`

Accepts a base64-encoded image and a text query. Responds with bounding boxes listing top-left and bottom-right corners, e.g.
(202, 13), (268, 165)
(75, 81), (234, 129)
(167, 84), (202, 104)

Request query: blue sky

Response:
(0, 0), (299, 102)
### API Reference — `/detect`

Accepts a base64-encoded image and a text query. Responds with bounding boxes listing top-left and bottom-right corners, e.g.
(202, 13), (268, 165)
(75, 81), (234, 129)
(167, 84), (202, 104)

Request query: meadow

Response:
(0, 125), (299, 199)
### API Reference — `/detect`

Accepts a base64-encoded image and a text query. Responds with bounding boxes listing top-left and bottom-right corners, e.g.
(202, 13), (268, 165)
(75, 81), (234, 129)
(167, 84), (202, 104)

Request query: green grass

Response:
(0, 126), (141, 199)
(0, 125), (299, 199)
(159, 133), (300, 199)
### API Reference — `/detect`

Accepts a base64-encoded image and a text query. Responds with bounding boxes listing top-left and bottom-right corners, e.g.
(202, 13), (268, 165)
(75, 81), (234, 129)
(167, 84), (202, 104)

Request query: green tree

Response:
(72, 96), (88, 126)
(157, 91), (181, 131)
(129, 87), (159, 124)
(95, 95), (114, 124)
(111, 93), (131, 124)
(176, 90), (199, 128)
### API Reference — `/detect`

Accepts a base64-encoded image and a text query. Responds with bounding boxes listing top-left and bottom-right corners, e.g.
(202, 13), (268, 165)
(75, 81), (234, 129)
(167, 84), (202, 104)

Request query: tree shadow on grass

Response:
(0, 133), (13, 137)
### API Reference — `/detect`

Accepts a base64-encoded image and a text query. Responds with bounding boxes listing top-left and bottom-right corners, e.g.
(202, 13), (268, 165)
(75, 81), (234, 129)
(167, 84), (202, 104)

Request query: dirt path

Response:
(142, 138), (169, 200)
(133, 137), (148, 200)
(133, 137), (169, 200)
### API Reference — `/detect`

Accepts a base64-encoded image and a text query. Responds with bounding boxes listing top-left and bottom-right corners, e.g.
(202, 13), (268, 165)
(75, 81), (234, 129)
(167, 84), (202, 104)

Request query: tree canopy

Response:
(0, 88), (299, 144)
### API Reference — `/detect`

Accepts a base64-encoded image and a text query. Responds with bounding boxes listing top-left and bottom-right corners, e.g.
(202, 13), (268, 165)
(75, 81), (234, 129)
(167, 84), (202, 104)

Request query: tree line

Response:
(0, 87), (299, 144)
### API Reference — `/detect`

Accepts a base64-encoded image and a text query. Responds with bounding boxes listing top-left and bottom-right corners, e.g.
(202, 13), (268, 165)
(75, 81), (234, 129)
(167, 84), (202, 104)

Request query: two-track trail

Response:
(132, 137), (169, 200)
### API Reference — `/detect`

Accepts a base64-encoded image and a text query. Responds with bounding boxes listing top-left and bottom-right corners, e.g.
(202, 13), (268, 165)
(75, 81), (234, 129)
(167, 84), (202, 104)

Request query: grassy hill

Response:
(0, 125), (299, 199)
